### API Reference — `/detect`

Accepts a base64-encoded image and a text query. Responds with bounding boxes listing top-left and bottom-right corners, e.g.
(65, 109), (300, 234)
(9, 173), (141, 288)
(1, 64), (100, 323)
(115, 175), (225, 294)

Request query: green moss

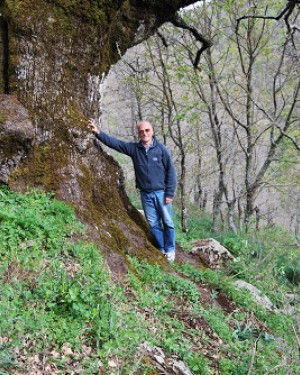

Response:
(1, 0), (144, 81)
(0, 113), (8, 128)
(7, 101), (85, 190)
(2, 0), (46, 22)
(77, 161), (129, 251)
(9, 142), (67, 191)
(75, 157), (166, 268)
(0, 134), (25, 159)
(2, 0), (125, 36)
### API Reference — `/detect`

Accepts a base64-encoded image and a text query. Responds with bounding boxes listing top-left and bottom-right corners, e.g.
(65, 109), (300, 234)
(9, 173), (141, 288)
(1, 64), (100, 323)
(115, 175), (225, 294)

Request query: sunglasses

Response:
(138, 128), (152, 134)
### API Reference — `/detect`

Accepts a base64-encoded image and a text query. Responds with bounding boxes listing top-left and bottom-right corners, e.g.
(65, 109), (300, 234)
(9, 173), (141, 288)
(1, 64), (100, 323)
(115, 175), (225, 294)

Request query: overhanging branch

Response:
(171, 13), (212, 68)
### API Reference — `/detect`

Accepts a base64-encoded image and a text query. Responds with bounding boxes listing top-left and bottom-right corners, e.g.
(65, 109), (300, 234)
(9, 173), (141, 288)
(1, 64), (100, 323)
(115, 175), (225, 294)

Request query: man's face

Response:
(137, 122), (154, 144)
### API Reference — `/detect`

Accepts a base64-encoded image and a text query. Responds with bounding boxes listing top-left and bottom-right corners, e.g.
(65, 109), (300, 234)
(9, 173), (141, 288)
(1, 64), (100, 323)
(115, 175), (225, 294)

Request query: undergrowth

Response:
(128, 257), (299, 374)
(174, 205), (300, 304)
(0, 187), (147, 373)
(0, 186), (299, 374)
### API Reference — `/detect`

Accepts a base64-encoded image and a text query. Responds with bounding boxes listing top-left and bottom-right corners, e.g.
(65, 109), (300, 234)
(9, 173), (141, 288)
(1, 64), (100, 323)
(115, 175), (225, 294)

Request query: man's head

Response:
(137, 121), (154, 146)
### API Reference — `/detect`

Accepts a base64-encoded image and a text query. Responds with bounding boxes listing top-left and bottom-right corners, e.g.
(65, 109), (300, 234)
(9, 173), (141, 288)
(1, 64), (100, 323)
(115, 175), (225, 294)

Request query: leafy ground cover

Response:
(0, 186), (299, 374)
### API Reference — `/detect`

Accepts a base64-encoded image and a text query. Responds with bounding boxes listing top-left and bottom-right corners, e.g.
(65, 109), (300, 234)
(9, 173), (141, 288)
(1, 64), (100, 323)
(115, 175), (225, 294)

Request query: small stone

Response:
(173, 359), (193, 375)
(154, 355), (165, 365)
(190, 238), (235, 269)
(153, 346), (165, 358)
(82, 345), (92, 356)
(165, 357), (174, 367)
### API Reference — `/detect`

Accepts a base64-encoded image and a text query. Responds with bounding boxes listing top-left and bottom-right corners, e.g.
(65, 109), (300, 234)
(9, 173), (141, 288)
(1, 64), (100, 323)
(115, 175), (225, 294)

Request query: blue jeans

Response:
(140, 190), (175, 254)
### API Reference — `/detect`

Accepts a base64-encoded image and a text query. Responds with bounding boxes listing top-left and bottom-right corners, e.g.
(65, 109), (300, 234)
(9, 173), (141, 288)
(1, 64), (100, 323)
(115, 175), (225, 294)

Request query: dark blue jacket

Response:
(96, 131), (177, 198)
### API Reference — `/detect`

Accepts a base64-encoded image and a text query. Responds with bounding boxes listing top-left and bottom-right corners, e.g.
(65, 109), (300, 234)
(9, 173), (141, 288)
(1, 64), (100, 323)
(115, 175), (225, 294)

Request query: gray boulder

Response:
(190, 238), (235, 269)
(234, 280), (278, 312)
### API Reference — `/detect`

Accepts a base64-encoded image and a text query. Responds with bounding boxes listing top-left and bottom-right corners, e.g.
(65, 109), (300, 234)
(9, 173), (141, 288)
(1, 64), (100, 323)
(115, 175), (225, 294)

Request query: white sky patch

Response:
(181, 1), (206, 12)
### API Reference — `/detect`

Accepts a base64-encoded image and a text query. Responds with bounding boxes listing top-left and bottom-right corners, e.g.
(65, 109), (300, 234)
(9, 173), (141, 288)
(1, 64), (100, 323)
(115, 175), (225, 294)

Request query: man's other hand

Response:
(88, 119), (99, 134)
(165, 197), (173, 204)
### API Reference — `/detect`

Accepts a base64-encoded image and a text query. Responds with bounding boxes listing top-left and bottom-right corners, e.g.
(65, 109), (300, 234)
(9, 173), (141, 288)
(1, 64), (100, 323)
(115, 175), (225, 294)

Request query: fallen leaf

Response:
(62, 343), (73, 356)
(108, 359), (118, 367)
(28, 354), (40, 364)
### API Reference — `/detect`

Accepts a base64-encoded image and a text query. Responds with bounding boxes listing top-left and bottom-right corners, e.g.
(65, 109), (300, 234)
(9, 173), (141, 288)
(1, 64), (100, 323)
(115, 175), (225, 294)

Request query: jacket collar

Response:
(137, 136), (157, 148)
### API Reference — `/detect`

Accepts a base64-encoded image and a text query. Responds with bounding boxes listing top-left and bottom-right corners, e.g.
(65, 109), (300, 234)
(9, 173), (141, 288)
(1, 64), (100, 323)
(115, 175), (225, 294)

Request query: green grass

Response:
(129, 257), (298, 375)
(0, 186), (299, 374)
(0, 187), (148, 373)
(128, 188), (299, 373)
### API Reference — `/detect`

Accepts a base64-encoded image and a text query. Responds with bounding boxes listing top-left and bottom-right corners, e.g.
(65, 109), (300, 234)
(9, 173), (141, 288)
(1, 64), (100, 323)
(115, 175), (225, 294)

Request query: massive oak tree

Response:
(0, 0), (198, 272)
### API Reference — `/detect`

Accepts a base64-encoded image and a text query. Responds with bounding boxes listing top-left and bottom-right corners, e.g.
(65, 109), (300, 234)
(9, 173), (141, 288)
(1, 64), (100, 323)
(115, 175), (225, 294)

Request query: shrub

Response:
(284, 261), (300, 285)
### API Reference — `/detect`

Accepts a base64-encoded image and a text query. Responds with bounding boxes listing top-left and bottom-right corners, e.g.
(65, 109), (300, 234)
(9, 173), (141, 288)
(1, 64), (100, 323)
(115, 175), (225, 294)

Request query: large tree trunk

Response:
(0, 0), (197, 272)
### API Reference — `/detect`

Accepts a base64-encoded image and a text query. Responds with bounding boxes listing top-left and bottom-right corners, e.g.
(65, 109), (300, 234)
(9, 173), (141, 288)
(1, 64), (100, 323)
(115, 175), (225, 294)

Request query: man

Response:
(88, 119), (177, 262)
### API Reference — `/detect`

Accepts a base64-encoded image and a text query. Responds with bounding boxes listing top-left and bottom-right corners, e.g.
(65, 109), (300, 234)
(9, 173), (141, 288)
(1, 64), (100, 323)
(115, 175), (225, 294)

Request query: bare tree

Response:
(171, 2), (239, 233)
(100, 0), (300, 235)
(218, 0), (300, 230)
(144, 35), (193, 232)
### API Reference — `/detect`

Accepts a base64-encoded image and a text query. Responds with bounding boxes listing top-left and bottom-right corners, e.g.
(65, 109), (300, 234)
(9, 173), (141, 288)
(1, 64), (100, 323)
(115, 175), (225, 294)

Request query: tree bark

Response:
(179, 151), (188, 232)
(0, 0), (198, 270)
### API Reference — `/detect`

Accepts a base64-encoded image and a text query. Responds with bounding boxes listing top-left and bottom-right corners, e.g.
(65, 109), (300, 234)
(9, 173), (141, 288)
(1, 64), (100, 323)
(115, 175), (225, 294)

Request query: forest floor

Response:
(0, 187), (299, 374)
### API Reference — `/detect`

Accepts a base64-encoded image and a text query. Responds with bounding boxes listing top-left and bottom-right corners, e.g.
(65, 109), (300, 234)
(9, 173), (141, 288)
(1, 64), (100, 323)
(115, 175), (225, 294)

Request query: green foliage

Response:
(0, 187), (298, 373)
(175, 261), (295, 344)
(0, 186), (81, 255)
(128, 256), (298, 374)
(186, 353), (209, 375)
(284, 262), (300, 285)
(0, 188), (149, 372)
(0, 187), (111, 344)
(0, 343), (22, 374)
(129, 257), (200, 304)
(127, 257), (212, 373)
(174, 209), (214, 249)
(277, 253), (300, 286)
(232, 322), (274, 342)
(219, 235), (248, 257)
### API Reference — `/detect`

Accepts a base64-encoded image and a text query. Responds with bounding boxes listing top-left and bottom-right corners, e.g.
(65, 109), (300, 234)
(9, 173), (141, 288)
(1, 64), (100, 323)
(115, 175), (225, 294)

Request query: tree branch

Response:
(274, 124), (300, 151)
(156, 31), (169, 47)
(171, 12), (212, 68)
(236, 0), (300, 34)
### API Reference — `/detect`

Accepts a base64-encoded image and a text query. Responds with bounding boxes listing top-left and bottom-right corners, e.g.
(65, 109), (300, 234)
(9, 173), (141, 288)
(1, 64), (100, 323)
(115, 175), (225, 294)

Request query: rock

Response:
(234, 280), (278, 312)
(19, 240), (36, 249)
(190, 238), (235, 269)
(294, 314), (300, 330)
(140, 342), (193, 375)
(282, 293), (300, 330)
(154, 355), (165, 365)
(285, 292), (300, 304)
(140, 342), (165, 358)
(173, 359), (193, 375)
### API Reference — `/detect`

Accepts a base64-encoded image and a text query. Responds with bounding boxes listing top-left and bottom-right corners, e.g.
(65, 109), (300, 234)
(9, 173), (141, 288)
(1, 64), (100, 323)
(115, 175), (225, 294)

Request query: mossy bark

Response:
(0, 0), (197, 273)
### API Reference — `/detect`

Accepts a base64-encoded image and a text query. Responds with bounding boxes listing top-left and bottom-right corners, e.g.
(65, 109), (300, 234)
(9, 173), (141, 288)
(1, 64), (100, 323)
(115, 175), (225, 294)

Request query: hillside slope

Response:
(1, 187), (299, 374)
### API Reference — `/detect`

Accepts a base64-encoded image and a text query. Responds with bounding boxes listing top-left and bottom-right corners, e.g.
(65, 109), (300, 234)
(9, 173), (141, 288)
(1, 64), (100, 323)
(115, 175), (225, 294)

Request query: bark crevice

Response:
(0, 15), (9, 94)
